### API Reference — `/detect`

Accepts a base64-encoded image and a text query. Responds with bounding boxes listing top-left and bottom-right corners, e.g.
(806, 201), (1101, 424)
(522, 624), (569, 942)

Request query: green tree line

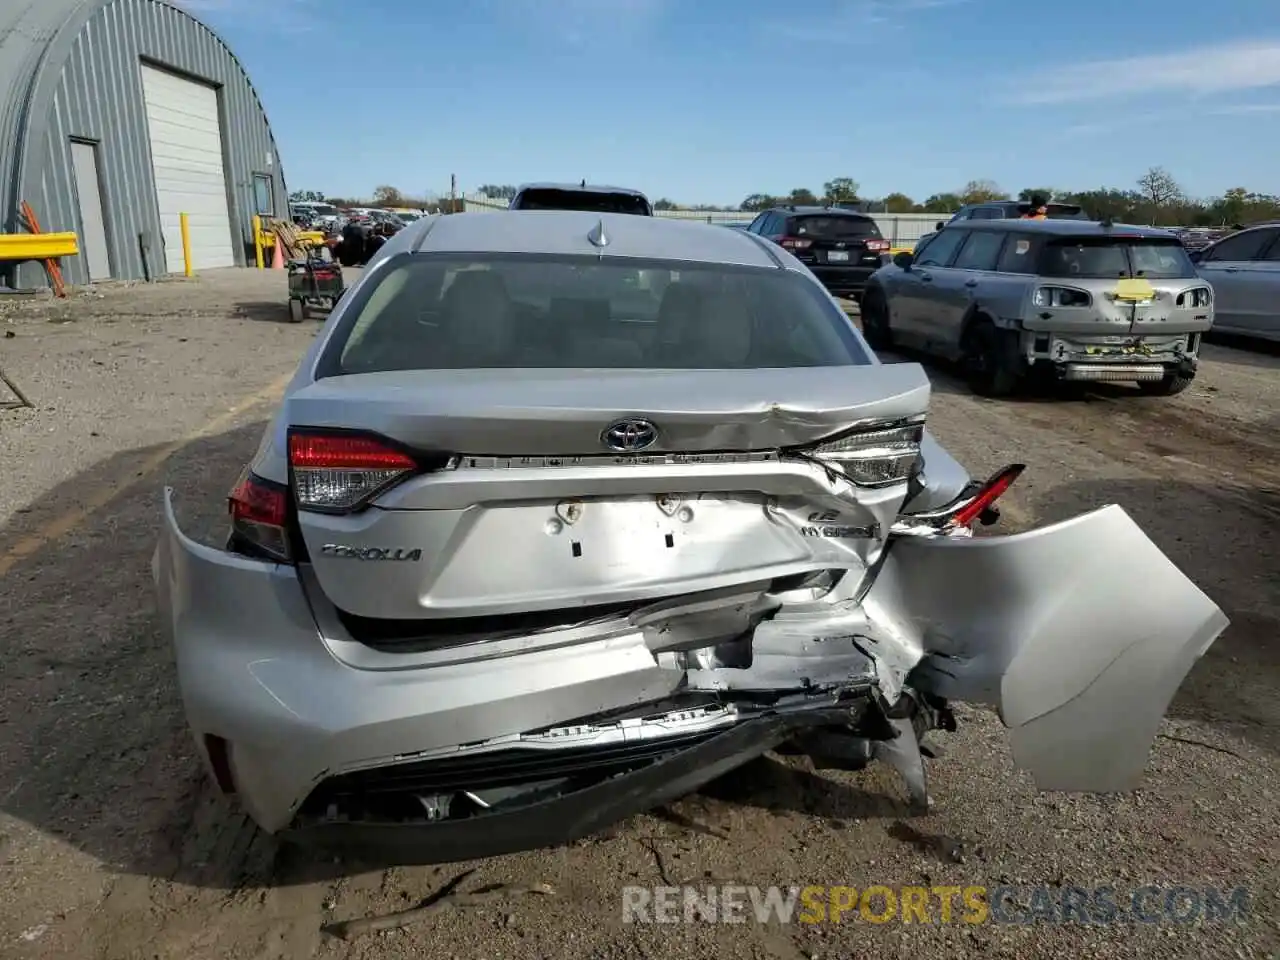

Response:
(297, 169), (1280, 226)
(737, 169), (1280, 226)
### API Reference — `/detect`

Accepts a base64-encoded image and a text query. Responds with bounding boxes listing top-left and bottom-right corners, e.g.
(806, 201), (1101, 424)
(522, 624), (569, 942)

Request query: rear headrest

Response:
(656, 283), (705, 342)
(443, 269), (509, 306)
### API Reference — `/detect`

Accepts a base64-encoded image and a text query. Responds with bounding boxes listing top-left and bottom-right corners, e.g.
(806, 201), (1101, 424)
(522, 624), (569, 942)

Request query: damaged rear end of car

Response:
(153, 214), (1229, 863)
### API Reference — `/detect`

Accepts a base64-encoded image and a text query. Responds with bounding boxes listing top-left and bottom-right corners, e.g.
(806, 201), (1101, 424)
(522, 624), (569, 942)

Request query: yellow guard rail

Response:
(0, 232), (80, 260)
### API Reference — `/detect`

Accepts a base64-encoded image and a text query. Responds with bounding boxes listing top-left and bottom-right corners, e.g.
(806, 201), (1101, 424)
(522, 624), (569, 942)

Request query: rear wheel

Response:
(962, 320), (1021, 397)
(287, 298), (304, 323)
(1138, 370), (1195, 396)
(860, 288), (893, 350)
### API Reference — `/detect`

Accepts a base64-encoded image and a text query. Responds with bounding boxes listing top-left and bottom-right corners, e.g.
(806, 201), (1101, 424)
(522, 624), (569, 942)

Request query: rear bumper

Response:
(1021, 331), (1201, 383)
(1030, 356), (1197, 383)
(155, 489), (1228, 860)
(283, 715), (804, 862)
(808, 265), (877, 294)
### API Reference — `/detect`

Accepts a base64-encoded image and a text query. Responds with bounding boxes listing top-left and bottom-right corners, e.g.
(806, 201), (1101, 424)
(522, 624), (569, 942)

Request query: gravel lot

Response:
(0, 270), (1276, 959)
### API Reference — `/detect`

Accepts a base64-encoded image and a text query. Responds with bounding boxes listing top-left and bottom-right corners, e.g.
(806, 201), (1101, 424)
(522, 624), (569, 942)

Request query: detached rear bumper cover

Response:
(155, 490), (1226, 849)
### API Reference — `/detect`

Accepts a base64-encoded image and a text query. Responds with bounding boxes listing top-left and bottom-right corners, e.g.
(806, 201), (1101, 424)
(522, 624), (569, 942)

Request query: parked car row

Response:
(289, 201), (429, 237)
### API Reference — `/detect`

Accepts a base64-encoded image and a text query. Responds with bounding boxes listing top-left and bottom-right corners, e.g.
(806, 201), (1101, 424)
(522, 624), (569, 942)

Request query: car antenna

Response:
(580, 178), (586, 188)
(587, 217), (610, 253)
(1100, 215), (1115, 229)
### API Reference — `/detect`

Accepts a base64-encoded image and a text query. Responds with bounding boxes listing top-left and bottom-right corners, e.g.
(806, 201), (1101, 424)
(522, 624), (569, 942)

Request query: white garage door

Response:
(140, 64), (235, 272)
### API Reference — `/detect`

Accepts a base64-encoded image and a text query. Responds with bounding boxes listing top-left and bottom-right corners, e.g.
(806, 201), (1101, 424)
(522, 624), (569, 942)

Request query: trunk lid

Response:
(285, 365), (928, 456)
(288, 364), (932, 621)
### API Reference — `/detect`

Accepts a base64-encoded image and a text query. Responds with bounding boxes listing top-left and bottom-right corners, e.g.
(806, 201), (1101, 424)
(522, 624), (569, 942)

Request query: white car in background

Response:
(1189, 222), (1280, 341)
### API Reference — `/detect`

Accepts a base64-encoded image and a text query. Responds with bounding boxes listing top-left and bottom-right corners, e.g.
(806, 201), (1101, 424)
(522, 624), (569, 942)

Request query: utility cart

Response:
(286, 250), (345, 322)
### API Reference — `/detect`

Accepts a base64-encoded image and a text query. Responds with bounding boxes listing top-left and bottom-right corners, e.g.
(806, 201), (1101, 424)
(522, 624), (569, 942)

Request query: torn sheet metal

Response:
(866, 504), (1229, 792)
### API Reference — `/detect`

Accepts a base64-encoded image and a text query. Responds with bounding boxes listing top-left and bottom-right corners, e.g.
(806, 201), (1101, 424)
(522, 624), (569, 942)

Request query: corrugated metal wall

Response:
(13, 0), (285, 287)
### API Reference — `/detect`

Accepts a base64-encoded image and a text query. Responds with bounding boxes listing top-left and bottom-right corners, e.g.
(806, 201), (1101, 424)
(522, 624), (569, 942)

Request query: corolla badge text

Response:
(321, 544), (423, 562)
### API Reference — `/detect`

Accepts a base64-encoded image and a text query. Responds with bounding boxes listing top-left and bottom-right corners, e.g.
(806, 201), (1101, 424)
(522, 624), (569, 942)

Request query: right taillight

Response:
(801, 416), (925, 487)
(1033, 286), (1091, 308)
(288, 429), (419, 514)
(228, 469), (292, 563)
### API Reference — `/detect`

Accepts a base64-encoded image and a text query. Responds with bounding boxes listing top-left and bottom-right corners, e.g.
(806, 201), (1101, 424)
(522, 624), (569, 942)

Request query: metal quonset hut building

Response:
(0, 0), (287, 289)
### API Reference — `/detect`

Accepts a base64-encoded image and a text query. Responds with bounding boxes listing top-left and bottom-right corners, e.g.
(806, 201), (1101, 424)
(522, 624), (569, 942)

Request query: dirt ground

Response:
(0, 269), (1276, 960)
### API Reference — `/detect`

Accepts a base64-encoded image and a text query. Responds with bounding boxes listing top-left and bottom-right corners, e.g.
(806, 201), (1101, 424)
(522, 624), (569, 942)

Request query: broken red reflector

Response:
(949, 463), (1026, 530)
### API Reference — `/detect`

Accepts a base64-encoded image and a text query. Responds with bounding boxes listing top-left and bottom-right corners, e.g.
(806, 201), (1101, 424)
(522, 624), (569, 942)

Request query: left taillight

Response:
(228, 469), (292, 563)
(288, 430), (419, 514)
(777, 236), (813, 251)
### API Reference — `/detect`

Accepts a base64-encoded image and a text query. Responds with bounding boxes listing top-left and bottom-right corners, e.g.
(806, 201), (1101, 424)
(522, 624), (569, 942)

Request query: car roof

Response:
(767, 206), (873, 217)
(946, 219), (1179, 239)
(965, 200), (1080, 209)
(515, 182), (649, 198)
(407, 210), (783, 267)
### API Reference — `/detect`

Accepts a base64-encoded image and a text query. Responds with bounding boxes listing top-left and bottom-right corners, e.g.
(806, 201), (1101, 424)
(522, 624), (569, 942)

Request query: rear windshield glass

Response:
(1013, 203), (1088, 219)
(1046, 204), (1088, 219)
(791, 215), (882, 239)
(513, 189), (652, 215)
(1038, 238), (1196, 279)
(321, 255), (871, 375)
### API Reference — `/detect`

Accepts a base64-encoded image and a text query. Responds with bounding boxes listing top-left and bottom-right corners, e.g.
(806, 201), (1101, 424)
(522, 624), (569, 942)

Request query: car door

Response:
(1196, 227), (1278, 334)
(1233, 231), (1280, 340)
(1246, 233), (1280, 339)
(893, 228), (967, 349)
(920, 228), (1007, 353)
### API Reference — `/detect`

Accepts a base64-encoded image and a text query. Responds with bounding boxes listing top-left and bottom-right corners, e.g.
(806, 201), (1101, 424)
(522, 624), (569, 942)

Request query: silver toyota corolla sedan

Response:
(153, 210), (1228, 863)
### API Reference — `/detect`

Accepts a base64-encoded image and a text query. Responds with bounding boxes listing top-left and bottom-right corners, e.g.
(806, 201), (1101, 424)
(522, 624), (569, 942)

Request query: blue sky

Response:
(178, 0), (1280, 207)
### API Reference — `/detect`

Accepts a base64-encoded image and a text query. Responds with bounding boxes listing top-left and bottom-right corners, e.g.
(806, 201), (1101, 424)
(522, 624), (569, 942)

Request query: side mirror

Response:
(935, 221), (945, 231)
(893, 251), (914, 270)
(1187, 249), (1205, 264)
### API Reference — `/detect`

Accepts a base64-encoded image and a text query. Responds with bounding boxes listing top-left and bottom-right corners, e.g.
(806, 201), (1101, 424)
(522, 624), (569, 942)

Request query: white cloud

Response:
(771, 0), (968, 43)
(1010, 39), (1280, 105)
(1207, 101), (1280, 114)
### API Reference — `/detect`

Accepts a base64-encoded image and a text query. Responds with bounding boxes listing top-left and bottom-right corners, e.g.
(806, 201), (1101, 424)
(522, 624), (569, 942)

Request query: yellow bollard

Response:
(180, 212), (193, 277)
(252, 215), (264, 269)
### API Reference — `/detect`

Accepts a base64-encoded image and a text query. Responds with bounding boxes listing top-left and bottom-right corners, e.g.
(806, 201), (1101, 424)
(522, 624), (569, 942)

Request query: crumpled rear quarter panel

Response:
(873, 504), (1229, 792)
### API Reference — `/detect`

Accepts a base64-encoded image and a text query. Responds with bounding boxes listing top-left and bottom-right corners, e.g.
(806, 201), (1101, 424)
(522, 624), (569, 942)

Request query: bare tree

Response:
(1136, 167), (1182, 217)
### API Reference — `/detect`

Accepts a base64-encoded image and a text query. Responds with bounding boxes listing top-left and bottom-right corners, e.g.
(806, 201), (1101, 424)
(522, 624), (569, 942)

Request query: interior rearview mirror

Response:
(893, 251), (914, 270)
